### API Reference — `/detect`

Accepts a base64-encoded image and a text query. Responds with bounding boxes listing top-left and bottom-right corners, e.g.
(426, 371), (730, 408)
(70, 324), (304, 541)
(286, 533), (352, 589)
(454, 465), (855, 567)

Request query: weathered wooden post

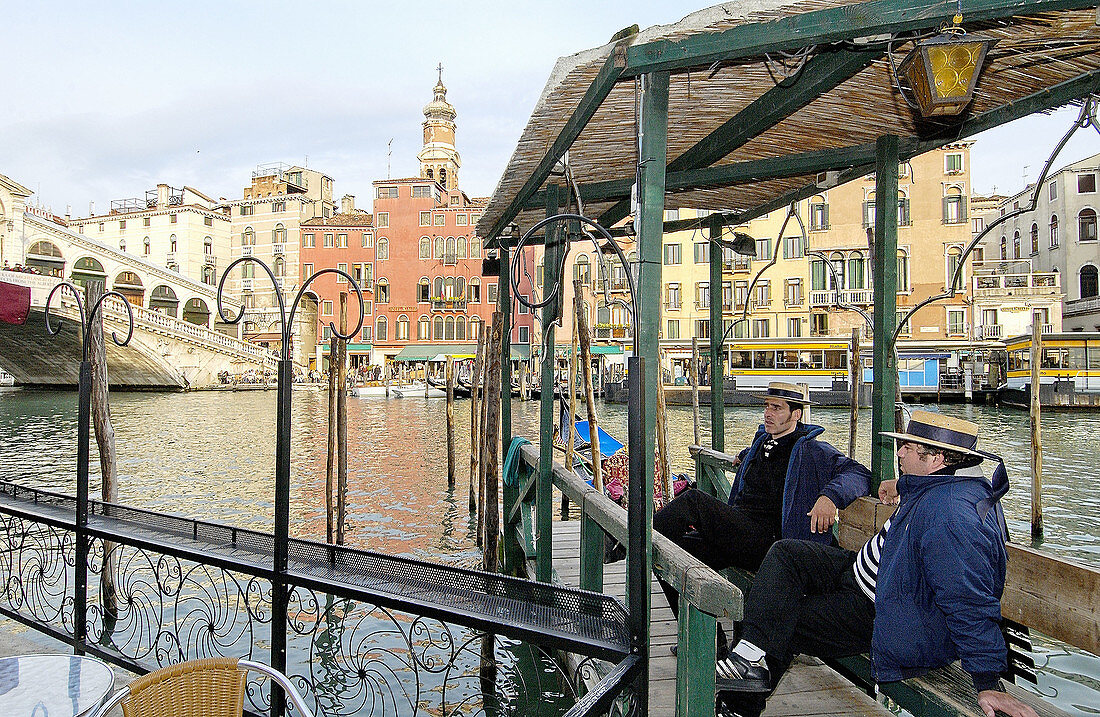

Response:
(87, 282), (118, 632)
(574, 278), (602, 491)
(326, 336), (337, 543)
(336, 293), (348, 545)
(478, 329), (492, 546)
(446, 356), (456, 489)
(470, 329), (487, 513)
(1030, 315), (1043, 538)
(563, 320), (578, 519)
(484, 312), (504, 571)
(849, 327), (860, 459)
(691, 336), (701, 446)
(656, 367), (673, 504)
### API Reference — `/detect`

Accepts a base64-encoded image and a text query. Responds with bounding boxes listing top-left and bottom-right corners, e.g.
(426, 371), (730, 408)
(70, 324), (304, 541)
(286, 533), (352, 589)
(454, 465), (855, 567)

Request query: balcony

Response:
(664, 302), (682, 311)
(694, 301), (711, 311)
(241, 246), (253, 256)
(972, 272), (1060, 298)
(784, 296), (805, 308)
(1042, 323), (1055, 335)
(431, 298), (468, 312)
(205, 255), (216, 266)
(976, 324), (1003, 340)
(273, 243), (285, 256)
(443, 253), (458, 266)
(724, 258), (752, 272)
(1064, 295), (1100, 317)
(809, 289), (874, 307)
(241, 279), (254, 291)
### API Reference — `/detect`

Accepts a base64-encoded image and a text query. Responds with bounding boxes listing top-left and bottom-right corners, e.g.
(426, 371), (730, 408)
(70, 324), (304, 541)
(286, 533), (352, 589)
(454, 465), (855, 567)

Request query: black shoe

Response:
(716, 652), (770, 693)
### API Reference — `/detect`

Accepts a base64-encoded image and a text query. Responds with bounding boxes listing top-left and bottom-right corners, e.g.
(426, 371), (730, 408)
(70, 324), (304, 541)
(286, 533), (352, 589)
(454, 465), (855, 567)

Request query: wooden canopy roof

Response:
(477, 0), (1100, 242)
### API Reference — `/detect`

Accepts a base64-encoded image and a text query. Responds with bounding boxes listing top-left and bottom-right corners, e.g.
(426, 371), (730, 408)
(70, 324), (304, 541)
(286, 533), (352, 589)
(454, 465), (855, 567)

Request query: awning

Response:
(393, 344), (477, 361)
(555, 344), (622, 356)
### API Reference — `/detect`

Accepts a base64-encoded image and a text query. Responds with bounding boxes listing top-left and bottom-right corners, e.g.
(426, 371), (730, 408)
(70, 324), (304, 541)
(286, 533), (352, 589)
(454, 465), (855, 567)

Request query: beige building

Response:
(225, 163), (335, 364)
(0, 172), (33, 269)
(66, 184), (230, 292)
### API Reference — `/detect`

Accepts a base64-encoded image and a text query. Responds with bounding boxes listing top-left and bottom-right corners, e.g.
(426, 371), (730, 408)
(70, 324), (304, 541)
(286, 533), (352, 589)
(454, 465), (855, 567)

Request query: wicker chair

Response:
(89, 657), (314, 717)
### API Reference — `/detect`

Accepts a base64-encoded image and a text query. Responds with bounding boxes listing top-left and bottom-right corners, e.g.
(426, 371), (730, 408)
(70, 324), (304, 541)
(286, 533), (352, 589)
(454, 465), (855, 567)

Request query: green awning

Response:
(591, 345), (623, 355)
(510, 345), (531, 360)
(393, 344), (477, 361)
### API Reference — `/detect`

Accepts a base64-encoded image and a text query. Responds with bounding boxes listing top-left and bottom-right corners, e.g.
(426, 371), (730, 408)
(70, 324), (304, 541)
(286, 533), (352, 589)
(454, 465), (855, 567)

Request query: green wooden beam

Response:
(871, 135), (899, 490)
(708, 219), (725, 453)
(485, 50), (627, 241)
(536, 185), (561, 583)
(600, 49), (879, 227)
(625, 0), (1099, 76)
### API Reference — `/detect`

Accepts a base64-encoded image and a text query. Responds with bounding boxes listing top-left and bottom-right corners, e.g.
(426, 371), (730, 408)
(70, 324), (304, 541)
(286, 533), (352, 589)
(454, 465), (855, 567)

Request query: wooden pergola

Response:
(477, 1), (1100, 710)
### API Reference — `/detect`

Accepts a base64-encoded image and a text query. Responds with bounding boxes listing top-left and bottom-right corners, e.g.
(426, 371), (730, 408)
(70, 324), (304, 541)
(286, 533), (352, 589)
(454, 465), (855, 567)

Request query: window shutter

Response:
(823, 204), (830, 229)
(942, 197), (950, 223)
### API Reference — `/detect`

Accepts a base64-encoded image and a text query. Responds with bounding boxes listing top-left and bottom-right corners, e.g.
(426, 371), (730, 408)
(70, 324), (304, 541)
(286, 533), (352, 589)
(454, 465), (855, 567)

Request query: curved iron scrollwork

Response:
(44, 280), (136, 359)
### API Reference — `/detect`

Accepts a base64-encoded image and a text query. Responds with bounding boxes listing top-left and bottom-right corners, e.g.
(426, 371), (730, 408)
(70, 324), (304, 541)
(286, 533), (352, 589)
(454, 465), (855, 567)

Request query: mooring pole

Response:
(849, 327), (860, 459)
(74, 358), (91, 656)
(271, 357), (293, 717)
(536, 184), (561, 583)
(1030, 315), (1043, 538)
(870, 134), (900, 493)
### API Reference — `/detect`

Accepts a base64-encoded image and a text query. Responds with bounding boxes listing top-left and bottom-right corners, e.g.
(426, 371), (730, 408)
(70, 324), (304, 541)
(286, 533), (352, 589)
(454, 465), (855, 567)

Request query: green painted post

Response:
(579, 508), (604, 593)
(500, 244), (520, 573)
(709, 219), (725, 452)
(632, 70), (670, 714)
(537, 185), (561, 583)
(871, 135), (899, 492)
(677, 603), (718, 717)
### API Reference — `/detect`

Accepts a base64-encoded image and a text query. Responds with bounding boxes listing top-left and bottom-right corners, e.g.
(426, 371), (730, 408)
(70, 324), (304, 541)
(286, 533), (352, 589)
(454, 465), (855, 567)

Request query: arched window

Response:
(433, 316), (444, 340)
(375, 316), (387, 341)
(444, 316), (455, 340)
(1013, 230), (1021, 259)
(1000, 236), (1007, 260)
(897, 249), (910, 292)
(1081, 265), (1099, 298)
(435, 237), (445, 259)
(375, 278), (389, 303)
(574, 254), (591, 283)
(433, 276), (444, 299)
(419, 237), (431, 259)
(418, 277), (430, 303)
(377, 238), (389, 260)
(829, 251), (845, 290)
(439, 167), (447, 186)
(273, 223), (286, 244)
(143, 237), (151, 255)
(470, 316), (481, 340)
(426, 168), (434, 179)
(946, 246), (963, 290)
(455, 276), (465, 298)
(204, 237), (212, 255)
(203, 266), (215, 285)
(536, 257), (544, 287)
(1030, 223), (1039, 254)
(243, 227), (255, 246)
(119, 239), (126, 253)
(397, 314), (410, 340)
(446, 236), (456, 259)
(468, 277), (481, 303)
(27, 240), (62, 258)
(456, 315), (466, 340)
(1078, 208), (1097, 242)
(470, 238), (481, 258)
(169, 234), (177, 252)
(1050, 215), (1060, 247)
(847, 251), (865, 290)
(444, 277), (455, 298)
(274, 256), (285, 277)
(417, 315), (430, 340)
(458, 237), (468, 258)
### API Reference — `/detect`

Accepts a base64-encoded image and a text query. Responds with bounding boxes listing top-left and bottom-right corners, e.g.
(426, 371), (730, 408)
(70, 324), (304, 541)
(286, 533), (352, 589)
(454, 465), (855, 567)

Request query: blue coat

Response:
(871, 467), (1009, 688)
(729, 423), (871, 543)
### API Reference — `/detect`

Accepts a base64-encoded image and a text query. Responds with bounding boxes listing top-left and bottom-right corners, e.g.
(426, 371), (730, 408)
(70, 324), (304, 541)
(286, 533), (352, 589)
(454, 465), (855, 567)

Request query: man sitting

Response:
(715, 411), (1037, 717)
(652, 382), (870, 648)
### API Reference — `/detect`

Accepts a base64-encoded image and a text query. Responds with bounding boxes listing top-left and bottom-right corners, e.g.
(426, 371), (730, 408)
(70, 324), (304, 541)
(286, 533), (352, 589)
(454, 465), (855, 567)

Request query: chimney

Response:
(65, 205), (71, 222)
(340, 194), (355, 214)
(157, 183), (170, 208)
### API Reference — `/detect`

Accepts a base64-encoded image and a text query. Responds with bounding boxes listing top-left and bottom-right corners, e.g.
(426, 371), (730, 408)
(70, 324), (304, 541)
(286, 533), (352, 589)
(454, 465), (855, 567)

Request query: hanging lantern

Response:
(897, 17), (995, 118)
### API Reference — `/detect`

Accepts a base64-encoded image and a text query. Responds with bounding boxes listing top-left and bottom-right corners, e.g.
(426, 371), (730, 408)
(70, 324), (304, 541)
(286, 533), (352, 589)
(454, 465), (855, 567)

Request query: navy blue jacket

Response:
(729, 423), (871, 543)
(871, 466), (1010, 690)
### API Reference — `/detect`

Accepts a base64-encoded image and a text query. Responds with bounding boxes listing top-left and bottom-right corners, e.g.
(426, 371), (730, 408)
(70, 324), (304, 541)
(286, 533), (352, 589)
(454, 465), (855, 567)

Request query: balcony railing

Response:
(432, 298), (468, 311)
(1064, 295), (1100, 317)
(444, 253), (458, 265)
(273, 243), (285, 255)
(972, 272), (1060, 298)
(809, 289), (874, 306)
(205, 255), (216, 266)
(241, 246), (253, 256)
(976, 324), (1003, 340)
(241, 278), (253, 291)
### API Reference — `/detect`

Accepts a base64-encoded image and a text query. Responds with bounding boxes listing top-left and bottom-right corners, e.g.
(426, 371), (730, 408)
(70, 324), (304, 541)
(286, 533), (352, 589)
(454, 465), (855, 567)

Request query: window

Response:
(1050, 181), (1058, 201)
(898, 196), (911, 227)
(274, 256), (286, 277)
(862, 200), (876, 228)
(848, 252), (866, 290)
(119, 220), (126, 230)
(273, 201), (285, 212)
(434, 214), (445, 226)
(98, 222), (104, 231)
(722, 281), (732, 311)
(323, 300), (333, 316)
(417, 316), (430, 340)
(755, 237), (772, 261)
(785, 278), (803, 306)
(1078, 173), (1096, 193)
(695, 282), (710, 309)
(752, 319), (770, 338)
(487, 283), (498, 304)
(1079, 208), (1097, 242)
(811, 313), (828, 336)
(663, 243), (681, 265)
(809, 201), (829, 231)
(470, 238), (481, 258)
(1081, 265), (1098, 298)
(1013, 231), (1021, 259)
(518, 326), (530, 344)
(943, 191), (966, 224)
(323, 233), (334, 248)
(897, 250), (910, 292)
(336, 263), (348, 283)
(304, 263), (314, 278)
(418, 278), (430, 302)
(433, 316), (444, 340)
(375, 280), (389, 303)
(303, 233), (315, 248)
(143, 217), (151, 227)
(143, 237), (151, 255)
(945, 153), (964, 174)
(693, 241), (709, 264)
(371, 212), (388, 229)
(434, 237), (445, 259)
(170, 236), (177, 252)
(377, 186), (399, 199)
(695, 319), (710, 339)
(896, 311), (910, 334)
(119, 240), (126, 252)
(947, 247), (964, 290)
(518, 295), (529, 314)
(1000, 236), (1008, 260)
(787, 317), (802, 337)
(204, 237), (212, 255)
(419, 211), (431, 227)
(458, 237), (468, 258)
(829, 252), (846, 291)
(666, 319), (680, 340)
(361, 326), (372, 342)
(457, 214), (468, 226)
(468, 279), (481, 303)
(666, 283), (681, 310)
(396, 315), (410, 341)
(753, 280), (770, 306)
(972, 217), (984, 234)
(412, 185), (432, 198)
(1050, 215), (1060, 247)
(170, 214), (177, 224)
(204, 216), (213, 227)
(362, 232), (373, 248)
(377, 238), (389, 260)
(783, 235), (804, 259)
(735, 280), (748, 308)
(337, 233), (348, 248)
(1031, 224), (1039, 254)
(948, 309), (966, 336)
(574, 254), (591, 283)
(376, 316), (387, 340)
(240, 205), (254, 216)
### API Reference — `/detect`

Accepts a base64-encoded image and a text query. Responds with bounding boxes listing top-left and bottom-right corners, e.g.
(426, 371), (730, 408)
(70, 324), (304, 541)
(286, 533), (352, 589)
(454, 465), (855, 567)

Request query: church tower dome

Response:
(418, 65), (462, 190)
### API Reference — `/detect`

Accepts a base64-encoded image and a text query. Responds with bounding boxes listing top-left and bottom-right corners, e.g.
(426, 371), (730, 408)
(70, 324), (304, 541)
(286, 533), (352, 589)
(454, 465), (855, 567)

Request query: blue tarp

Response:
(571, 420), (625, 457)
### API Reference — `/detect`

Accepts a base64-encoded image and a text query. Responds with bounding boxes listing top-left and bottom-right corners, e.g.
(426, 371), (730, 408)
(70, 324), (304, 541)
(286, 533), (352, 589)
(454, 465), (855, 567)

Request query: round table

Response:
(0, 654), (115, 717)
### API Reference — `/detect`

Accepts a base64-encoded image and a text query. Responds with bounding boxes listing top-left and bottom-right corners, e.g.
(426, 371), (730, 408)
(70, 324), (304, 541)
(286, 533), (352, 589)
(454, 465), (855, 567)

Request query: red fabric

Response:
(0, 281), (31, 325)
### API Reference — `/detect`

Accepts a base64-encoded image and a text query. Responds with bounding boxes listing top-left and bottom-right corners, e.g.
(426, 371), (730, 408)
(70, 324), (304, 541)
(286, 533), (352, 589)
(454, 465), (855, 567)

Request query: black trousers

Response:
(652, 488), (777, 624)
(722, 539), (876, 717)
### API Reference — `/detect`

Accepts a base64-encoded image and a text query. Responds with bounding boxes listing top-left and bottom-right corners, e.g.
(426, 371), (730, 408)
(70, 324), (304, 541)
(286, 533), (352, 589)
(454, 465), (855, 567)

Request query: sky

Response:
(5, 1), (1099, 217)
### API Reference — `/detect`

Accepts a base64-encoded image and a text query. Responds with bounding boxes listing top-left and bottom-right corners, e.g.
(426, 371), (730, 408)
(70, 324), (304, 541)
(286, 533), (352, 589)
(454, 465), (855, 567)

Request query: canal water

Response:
(0, 387), (1097, 714)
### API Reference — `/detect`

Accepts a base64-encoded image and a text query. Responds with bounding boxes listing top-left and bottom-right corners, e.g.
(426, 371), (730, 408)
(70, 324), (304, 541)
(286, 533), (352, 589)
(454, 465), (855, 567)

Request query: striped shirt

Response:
(852, 518), (891, 602)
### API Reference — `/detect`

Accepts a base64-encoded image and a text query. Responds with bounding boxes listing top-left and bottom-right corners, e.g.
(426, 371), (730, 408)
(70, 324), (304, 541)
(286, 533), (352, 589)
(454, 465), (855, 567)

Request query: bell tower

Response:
(417, 64), (461, 190)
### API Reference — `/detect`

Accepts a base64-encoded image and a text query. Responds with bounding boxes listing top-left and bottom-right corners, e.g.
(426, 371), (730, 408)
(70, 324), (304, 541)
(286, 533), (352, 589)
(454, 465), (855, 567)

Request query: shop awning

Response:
(393, 344), (477, 361)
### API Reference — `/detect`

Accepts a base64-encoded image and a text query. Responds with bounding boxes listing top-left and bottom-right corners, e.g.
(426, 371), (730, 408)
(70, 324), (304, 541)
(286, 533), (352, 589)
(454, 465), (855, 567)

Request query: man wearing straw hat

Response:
(653, 381), (871, 651)
(716, 411), (1036, 717)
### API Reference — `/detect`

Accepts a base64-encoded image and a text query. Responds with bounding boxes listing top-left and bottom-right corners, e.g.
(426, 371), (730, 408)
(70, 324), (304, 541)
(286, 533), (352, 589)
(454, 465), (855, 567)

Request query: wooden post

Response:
(483, 312), (504, 572)
(870, 134), (900, 493)
(656, 369), (673, 504)
(446, 356), (456, 489)
(850, 327), (860, 459)
(470, 329), (487, 513)
(87, 282), (118, 631)
(574, 279), (602, 491)
(326, 336), (337, 543)
(563, 321), (578, 519)
(336, 293), (348, 545)
(384, 359), (390, 397)
(478, 330), (492, 547)
(1030, 315), (1043, 539)
(691, 337), (701, 446)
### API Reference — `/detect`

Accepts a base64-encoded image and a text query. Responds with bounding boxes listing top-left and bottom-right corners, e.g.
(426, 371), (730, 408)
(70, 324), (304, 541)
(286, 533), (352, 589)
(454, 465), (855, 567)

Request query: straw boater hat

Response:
(882, 410), (985, 459)
(759, 381), (812, 406)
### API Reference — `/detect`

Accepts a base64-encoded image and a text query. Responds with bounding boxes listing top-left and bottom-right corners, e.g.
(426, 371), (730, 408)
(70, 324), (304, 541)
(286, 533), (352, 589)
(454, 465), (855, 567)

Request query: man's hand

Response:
(878, 479), (900, 505)
(977, 689), (1039, 717)
(807, 495), (838, 533)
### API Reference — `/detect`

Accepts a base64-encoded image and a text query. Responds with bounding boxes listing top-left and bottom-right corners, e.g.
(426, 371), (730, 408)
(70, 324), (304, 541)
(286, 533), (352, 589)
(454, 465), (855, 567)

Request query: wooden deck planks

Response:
(542, 520), (894, 716)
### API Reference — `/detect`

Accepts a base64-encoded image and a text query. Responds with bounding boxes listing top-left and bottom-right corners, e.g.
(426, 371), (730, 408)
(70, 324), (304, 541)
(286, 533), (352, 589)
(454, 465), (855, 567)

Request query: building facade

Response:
(0, 172), (33, 270)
